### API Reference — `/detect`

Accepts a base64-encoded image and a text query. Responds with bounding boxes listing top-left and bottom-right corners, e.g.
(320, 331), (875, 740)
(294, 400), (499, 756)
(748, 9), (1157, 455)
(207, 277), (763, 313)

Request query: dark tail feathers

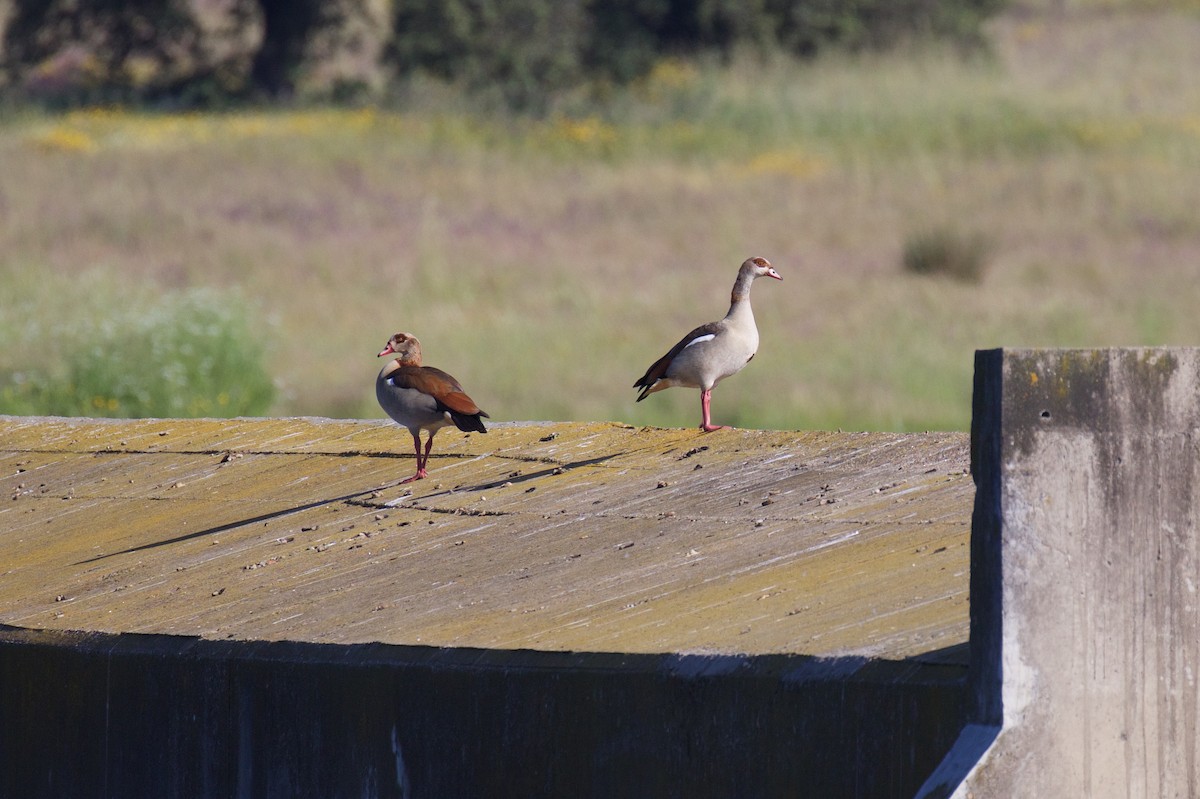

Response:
(450, 410), (488, 433)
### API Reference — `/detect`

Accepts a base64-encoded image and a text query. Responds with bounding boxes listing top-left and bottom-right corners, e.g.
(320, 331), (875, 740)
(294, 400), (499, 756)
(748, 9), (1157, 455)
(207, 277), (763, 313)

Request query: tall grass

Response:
(1, 5), (1198, 430)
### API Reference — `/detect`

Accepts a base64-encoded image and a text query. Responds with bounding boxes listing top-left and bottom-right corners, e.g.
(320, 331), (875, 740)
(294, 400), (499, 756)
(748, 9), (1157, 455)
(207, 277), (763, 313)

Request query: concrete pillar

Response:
(919, 349), (1200, 797)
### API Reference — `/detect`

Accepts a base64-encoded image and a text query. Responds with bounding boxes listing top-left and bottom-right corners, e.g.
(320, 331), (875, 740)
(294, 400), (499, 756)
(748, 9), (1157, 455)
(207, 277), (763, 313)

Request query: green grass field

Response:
(2, 4), (1199, 431)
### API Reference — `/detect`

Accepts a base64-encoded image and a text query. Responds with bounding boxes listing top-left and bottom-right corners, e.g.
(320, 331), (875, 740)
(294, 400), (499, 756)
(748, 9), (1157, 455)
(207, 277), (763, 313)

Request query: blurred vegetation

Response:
(0, 3), (1198, 430)
(0, 278), (274, 418)
(0, 0), (1005, 110)
(386, 0), (1005, 110)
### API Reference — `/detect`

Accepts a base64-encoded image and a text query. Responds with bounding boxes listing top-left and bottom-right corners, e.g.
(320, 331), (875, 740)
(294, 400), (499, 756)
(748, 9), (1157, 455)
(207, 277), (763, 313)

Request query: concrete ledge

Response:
(0, 417), (970, 657)
(0, 417), (972, 797)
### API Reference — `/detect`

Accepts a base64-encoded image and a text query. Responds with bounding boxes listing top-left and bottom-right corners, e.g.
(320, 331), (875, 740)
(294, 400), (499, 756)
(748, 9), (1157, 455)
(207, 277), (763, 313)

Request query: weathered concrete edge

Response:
(0, 623), (966, 798)
(915, 348), (1006, 799)
(0, 623), (965, 683)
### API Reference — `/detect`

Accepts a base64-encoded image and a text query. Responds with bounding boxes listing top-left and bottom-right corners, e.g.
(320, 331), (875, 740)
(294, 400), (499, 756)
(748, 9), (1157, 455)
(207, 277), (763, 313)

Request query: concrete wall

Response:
(0, 625), (965, 799)
(920, 348), (1200, 797)
(9, 347), (1195, 797)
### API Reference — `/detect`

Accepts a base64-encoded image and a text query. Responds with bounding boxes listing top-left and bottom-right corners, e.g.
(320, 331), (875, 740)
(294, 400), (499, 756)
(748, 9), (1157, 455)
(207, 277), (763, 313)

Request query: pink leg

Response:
(420, 433), (436, 475)
(700, 389), (727, 432)
(400, 431), (428, 483)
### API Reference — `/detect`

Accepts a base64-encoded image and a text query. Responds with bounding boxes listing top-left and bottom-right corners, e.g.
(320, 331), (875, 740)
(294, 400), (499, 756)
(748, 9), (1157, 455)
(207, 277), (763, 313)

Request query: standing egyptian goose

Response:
(633, 256), (782, 432)
(377, 332), (488, 483)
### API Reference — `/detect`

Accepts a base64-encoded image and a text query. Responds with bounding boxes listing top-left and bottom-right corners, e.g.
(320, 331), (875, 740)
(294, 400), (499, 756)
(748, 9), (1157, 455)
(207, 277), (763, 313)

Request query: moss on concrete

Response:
(0, 416), (971, 659)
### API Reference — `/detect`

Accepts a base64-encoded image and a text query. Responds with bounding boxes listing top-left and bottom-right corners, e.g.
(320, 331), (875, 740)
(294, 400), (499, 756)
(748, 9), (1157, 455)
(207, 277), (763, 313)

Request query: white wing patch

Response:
(682, 333), (716, 349)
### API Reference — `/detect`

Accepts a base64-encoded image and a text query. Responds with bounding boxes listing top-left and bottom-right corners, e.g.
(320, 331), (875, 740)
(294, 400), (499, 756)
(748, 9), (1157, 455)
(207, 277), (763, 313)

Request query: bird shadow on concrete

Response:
(405, 452), (623, 501)
(74, 482), (409, 565)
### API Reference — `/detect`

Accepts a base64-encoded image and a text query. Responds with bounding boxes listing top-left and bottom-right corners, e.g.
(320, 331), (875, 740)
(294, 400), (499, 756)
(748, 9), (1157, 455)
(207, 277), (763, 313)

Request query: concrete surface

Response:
(0, 417), (970, 657)
(0, 416), (972, 797)
(919, 348), (1200, 798)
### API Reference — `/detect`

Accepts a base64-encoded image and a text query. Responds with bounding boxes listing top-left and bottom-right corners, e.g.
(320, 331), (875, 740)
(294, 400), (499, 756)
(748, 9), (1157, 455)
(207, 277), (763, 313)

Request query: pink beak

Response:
(377, 343), (395, 357)
(768, 268), (783, 280)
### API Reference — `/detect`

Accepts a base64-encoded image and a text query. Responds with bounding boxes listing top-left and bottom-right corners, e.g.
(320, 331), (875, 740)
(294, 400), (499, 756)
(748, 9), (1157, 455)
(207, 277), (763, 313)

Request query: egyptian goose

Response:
(376, 332), (488, 483)
(633, 256), (782, 431)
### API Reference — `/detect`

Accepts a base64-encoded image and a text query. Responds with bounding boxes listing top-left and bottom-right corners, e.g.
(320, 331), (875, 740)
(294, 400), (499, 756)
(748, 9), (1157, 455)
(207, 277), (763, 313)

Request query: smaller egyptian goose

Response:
(376, 332), (488, 483)
(633, 256), (782, 431)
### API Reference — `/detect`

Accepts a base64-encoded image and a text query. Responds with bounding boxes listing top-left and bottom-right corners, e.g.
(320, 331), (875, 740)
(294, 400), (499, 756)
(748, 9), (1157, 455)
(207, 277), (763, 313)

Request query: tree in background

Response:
(0, 0), (1004, 109)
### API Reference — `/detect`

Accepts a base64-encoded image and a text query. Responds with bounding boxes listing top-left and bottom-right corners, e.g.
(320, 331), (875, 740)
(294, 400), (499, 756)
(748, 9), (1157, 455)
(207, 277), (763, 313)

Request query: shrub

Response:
(385, 0), (1007, 111)
(389, 0), (591, 111)
(902, 227), (992, 282)
(6, 288), (276, 418)
(770, 0), (1007, 55)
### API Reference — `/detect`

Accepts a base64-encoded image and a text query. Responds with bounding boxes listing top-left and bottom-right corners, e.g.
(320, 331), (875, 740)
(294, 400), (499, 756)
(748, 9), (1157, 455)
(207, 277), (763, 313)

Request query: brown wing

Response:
(390, 366), (486, 416)
(633, 321), (723, 398)
(388, 366), (488, 432)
